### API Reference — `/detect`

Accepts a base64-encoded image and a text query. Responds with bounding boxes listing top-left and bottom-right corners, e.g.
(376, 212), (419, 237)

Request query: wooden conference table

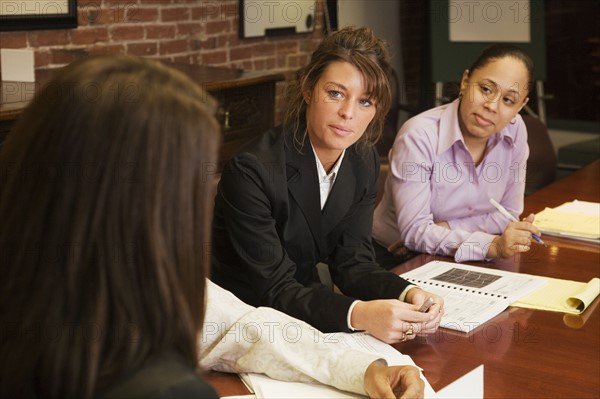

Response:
(205, 160), (600, 398)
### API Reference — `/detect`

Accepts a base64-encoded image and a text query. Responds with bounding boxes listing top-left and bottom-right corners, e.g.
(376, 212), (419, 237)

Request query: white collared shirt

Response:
(311, 143), (345, 210)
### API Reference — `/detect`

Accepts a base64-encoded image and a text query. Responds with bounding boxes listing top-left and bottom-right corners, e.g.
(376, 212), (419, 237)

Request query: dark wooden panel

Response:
(0, 63), (285, 165)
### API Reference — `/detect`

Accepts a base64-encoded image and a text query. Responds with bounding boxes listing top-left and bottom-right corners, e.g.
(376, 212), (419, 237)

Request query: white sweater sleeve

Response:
(198, 280), (381, 396)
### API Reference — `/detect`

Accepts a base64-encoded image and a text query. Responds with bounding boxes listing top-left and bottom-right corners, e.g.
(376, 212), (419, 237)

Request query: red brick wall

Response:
(0, 0), (326, 124)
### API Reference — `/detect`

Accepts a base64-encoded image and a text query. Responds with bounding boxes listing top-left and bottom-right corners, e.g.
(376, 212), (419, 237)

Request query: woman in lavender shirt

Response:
(373, 44), (543, 263)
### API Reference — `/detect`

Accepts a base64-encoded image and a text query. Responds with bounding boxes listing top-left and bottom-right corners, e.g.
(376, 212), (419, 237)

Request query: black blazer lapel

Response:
(321, 153), (356, 236)
(286, 142), (322, 245)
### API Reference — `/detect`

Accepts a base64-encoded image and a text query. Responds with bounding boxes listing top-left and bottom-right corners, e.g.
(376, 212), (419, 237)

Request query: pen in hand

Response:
(418, 297), (435, 313)
(489, 198), (547, 247)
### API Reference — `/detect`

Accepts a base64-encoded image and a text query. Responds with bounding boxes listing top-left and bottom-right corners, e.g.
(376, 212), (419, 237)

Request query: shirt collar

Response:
(310, 141), (345, 182)
(437, 100), (463, 155)
(437, 99), (516, 155)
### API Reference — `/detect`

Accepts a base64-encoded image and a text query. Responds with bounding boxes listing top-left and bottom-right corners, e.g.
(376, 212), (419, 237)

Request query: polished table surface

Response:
(205, 160), (600, 398)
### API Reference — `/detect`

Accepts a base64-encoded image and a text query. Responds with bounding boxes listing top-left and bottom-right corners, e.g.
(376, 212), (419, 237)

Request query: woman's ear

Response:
(517, 96), (530, 113)
(301, 75), (311, 104)
(303, 89), (311, 104)
(459, 69), (469, 94)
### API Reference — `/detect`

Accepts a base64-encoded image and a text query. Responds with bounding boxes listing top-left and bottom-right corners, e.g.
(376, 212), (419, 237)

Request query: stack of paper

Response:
(533, 200), (600, 242)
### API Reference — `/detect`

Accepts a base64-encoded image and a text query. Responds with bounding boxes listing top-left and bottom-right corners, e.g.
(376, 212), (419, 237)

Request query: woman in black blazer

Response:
(212, 27), (443, 344)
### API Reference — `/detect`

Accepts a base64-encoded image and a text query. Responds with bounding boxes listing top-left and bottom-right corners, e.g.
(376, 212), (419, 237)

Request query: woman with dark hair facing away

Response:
(0, 55), (425, 398)
(211, 26), (444, 344)
(373, 44), (543, 264)
(0, 54), (220, 398)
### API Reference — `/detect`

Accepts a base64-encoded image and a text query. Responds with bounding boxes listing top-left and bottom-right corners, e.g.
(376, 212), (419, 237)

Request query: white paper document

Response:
(401, 261), (547, 333)
(435, 364), (484, 398)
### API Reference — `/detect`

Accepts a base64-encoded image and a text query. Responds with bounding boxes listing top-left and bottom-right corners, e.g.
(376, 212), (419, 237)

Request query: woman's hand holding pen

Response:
(351, 300), (429, 343)
(487, 213), (543, 259)
(405, 288), (444, 334)
(351, 296), (442, 344)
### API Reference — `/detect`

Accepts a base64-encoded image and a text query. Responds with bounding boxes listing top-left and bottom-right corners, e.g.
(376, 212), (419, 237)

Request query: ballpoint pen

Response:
(489, 198), (547, 247)
(418, 297), (435, 313)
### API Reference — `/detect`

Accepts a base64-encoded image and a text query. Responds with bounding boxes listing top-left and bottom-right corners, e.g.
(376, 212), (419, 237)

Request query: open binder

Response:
(400, 261), (547, 333)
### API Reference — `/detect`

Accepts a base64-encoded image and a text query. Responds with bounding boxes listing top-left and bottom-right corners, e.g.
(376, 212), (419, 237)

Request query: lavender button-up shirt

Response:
(373, 100), (529, 262)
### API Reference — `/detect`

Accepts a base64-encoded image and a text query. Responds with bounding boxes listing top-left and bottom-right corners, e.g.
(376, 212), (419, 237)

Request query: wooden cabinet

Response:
(166, 63), (284, 165)
(0, 63), (285, 166)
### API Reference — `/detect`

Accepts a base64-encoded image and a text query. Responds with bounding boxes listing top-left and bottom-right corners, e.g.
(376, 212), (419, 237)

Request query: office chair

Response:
(376, 68), (400, 160)
(522, 114), (557, 195)
(378, 68), (448, 160)
(376, 161), (389, 206)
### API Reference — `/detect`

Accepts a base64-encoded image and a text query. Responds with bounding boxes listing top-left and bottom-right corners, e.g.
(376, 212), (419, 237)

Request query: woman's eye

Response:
(328, 90), (342, 99)
(503, 97), (516, 105)
(480, 85), (492, 94)
(359, 98), (373, 107)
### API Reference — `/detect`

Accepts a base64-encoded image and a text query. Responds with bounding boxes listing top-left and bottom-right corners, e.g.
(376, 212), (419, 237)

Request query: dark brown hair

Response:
(284, 26), (392, 150)
(0, 55), (220, 397)
(467, 43), (535, 92)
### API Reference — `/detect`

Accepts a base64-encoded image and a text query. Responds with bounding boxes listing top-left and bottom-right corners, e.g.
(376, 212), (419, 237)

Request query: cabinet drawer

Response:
(211, 82), (276, 142)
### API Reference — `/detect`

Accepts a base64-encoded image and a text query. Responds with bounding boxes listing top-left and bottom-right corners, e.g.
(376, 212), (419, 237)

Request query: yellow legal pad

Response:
(533, 201), (600, 239)
(511, 277), (600, 314)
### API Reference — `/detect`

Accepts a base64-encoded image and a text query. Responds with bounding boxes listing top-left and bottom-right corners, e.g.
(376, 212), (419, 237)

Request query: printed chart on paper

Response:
(432, 268), (502, 289)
